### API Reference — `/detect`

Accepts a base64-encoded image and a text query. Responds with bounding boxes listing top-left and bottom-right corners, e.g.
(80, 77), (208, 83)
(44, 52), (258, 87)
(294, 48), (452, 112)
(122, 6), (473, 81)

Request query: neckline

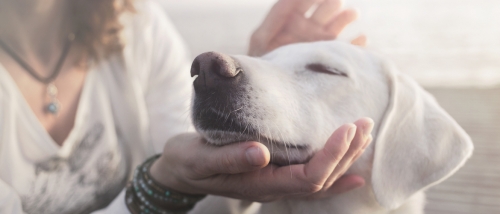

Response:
(0, 62), (95, 154)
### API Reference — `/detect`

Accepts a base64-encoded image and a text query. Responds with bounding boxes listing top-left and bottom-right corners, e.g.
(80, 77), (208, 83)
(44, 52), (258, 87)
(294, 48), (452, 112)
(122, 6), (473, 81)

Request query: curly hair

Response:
(71, 0), (135, 62)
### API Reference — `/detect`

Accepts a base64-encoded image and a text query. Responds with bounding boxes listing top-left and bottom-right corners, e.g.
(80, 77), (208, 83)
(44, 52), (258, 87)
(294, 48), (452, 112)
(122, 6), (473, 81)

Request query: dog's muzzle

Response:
(191, 52), (251, 134)
(190, 52), (313, 166)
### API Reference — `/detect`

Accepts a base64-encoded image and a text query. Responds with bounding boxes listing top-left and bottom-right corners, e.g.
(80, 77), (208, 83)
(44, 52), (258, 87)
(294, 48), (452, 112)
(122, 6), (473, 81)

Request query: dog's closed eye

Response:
(306, 63), (347, 77)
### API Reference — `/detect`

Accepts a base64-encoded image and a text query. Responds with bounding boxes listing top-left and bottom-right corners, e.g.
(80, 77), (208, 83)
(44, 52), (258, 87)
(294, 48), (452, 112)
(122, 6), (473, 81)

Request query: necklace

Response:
(0, 33), (74, 115)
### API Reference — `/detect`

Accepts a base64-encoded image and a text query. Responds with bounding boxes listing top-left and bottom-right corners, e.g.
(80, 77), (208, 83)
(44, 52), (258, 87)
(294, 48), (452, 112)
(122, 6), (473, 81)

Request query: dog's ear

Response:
(371, 61), (474, 209)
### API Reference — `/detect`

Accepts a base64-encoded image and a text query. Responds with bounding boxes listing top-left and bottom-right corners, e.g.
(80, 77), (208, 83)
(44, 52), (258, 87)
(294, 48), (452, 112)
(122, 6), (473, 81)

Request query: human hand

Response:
(149, 118), (374, 202)
(249, 0), (366, 57)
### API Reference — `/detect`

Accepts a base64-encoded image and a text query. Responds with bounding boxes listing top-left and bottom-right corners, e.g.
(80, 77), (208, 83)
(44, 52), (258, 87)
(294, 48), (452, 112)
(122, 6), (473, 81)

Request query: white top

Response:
(0, 1), (194, 213)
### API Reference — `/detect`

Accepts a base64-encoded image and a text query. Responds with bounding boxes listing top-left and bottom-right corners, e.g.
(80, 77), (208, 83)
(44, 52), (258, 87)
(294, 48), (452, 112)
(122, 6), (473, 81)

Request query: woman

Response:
(0, 0), (373, 213)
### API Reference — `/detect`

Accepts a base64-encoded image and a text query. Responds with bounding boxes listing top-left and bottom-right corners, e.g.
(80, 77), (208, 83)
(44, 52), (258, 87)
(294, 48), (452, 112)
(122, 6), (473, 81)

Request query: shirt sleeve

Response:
(0, 180), (24, 214)
(123, 0), (195, 154)
(143, 4), (195, 153)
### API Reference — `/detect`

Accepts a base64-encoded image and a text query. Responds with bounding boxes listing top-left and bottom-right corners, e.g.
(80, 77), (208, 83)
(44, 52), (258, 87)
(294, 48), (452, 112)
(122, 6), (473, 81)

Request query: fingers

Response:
(194, 141), (270, 177)
(217, 124), (357, 198)
(302, 123), (356, 183)
(153, 133), (270, 179)
(352, 134), (372, 161)
(285, 13), (332, 42)
(251, 0), (298, 45)
(288, 118), (373, 200)
(314, 174), (365, 198)
(251, 0), (327, 56)
(324, 118), (374, 186)
(295, 0), (325, 15)
(290, 1), (359, 41)
(327, 174), (366, 194)
(249, 0), (363, 56)
(350, 34), (367, 46)
(310, 0), (343, 26)
(182, 118), (373, 201)
(277, 11), (363, 50)
(325, 9), (358, 38)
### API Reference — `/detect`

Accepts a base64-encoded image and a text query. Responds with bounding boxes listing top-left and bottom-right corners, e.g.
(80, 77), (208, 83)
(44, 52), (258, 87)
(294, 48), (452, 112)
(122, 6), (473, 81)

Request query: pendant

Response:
(46, 101), (61, 115)
(45, 83), (61, 115)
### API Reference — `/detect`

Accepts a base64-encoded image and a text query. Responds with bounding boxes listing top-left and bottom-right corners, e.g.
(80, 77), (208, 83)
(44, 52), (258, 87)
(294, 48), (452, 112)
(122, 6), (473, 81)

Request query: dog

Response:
(188, 41), (474, 214)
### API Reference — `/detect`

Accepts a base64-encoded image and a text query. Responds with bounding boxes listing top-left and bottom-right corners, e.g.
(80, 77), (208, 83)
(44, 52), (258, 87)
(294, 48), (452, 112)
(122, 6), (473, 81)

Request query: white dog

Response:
(188, 41), (474, 214)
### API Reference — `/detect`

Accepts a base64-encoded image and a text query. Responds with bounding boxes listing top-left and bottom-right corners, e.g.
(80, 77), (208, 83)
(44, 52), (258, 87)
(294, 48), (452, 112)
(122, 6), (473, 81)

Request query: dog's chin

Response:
(199, 129), (313, 166)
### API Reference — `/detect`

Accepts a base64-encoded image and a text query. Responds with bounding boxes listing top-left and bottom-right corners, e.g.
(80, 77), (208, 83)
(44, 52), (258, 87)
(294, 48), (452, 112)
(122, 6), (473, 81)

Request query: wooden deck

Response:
(425, 88), (500, 214)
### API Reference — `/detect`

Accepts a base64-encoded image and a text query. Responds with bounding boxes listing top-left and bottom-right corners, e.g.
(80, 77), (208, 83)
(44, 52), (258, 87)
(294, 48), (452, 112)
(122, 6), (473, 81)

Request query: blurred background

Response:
(159, 0), (500, 213)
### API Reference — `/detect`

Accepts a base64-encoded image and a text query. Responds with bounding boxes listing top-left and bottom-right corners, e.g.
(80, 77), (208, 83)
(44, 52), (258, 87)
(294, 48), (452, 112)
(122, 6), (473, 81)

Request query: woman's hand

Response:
(249, 0), (366, 57)
(149, 118), (374, 202)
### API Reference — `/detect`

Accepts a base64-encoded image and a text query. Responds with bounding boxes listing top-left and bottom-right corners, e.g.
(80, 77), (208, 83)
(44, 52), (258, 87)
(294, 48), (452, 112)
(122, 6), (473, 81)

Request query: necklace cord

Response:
(0, 35), (73, 84)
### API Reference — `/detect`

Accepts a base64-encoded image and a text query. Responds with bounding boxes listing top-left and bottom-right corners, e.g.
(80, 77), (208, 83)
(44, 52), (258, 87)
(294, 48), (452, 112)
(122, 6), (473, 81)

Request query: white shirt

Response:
(0, 1), (193, 213)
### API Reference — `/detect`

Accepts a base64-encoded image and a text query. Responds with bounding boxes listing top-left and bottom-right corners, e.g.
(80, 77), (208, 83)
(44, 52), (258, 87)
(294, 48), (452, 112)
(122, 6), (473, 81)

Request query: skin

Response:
(249, 0), (366, 56)
(0, 0), (87, 145)
(0, 0), (371, 207)
(150, 119), (374, 202)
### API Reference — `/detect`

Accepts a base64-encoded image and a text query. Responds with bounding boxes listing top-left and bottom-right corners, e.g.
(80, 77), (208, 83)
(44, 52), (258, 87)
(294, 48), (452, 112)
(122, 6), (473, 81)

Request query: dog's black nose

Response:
(191, 52), (242, 91)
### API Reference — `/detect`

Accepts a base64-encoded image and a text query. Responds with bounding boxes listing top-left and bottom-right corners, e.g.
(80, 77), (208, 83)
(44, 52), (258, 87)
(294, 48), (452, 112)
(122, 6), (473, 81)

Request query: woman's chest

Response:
(0, 65), (149, 213)
(1, 58), (88, 146)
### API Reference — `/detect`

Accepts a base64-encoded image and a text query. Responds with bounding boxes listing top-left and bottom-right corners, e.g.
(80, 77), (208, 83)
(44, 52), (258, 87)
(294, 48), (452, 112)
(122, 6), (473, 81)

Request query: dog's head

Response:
(190, 41), (473, 209)
(191, 42), (388, 164)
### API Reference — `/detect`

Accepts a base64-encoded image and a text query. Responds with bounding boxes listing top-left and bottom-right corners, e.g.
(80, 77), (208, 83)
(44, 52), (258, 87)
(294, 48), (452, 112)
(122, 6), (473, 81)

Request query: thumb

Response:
(350, 34), (367, 47)
(199, 142), (270, 176)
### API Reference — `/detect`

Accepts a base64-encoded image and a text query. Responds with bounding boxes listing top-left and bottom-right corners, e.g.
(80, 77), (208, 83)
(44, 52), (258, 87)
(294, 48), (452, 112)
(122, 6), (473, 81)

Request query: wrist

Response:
(149, 155), (203, 195)
(149, 156), (176, 188)
(126, 155), (206, 214)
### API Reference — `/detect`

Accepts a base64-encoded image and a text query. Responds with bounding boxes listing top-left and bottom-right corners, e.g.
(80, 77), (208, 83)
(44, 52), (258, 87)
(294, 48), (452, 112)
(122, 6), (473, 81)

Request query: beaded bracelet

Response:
(125, 155), (206, 214)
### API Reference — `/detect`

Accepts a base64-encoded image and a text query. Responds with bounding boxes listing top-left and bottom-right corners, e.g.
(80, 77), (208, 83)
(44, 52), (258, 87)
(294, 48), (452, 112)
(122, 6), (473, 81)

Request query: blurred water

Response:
(160, 0), (500, 87)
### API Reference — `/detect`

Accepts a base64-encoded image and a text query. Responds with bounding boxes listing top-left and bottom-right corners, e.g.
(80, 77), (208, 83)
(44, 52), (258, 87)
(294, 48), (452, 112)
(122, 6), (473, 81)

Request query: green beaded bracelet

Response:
(125, 155), (206, 214)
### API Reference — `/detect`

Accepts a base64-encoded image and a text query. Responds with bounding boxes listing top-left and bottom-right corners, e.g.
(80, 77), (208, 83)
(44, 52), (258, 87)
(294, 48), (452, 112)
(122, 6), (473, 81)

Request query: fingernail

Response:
(363, 135), (373, 150)
(346, 125), (356, 143)
(246, 147), (266, 166)
(363, 121), (374, 137)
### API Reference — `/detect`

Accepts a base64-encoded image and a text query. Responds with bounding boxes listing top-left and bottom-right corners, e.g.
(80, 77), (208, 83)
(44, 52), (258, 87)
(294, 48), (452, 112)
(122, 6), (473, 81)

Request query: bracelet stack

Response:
(125, 155), (206, 214)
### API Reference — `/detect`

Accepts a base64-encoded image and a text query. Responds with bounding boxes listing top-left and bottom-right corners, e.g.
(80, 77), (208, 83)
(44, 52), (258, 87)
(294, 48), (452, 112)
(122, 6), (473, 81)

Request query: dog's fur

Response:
(189, 41), (474, 214)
